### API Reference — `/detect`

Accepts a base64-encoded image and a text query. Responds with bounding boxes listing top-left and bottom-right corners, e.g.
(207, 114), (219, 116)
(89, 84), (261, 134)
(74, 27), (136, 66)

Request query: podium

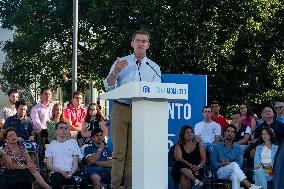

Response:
(100, 81), (188, 189)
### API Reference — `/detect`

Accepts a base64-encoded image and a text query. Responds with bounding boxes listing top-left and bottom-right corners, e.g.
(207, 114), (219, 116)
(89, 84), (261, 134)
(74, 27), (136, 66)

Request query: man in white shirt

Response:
(1, 88), (20, 120)
(45, 121), (88, 189)
(194, 106), (221, 151)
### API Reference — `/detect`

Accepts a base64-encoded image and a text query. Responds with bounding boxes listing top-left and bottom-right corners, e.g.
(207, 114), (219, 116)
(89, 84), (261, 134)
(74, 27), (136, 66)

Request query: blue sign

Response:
(106, 74), (207, 150)
(162, 74), (207, 149)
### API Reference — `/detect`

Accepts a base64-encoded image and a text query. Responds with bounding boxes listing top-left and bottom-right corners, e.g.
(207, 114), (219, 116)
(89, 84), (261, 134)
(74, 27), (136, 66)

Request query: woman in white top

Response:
(254, 127), (278, 189)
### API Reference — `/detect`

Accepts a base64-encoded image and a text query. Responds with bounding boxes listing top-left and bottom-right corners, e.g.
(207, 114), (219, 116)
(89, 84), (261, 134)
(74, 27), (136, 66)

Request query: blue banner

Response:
(162, 74), (207, 149)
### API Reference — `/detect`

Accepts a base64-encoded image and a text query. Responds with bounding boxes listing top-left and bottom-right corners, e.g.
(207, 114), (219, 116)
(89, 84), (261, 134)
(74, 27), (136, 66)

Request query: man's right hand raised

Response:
(107, 57), (129, 86)
(113, 57), (128, 75)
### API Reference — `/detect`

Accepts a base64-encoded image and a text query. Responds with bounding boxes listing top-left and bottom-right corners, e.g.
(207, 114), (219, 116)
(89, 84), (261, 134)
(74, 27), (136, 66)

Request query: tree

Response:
(0, 0), (284, 115)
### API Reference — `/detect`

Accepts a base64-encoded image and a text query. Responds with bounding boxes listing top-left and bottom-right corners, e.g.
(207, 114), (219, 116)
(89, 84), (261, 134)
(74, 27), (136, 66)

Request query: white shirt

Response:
(194, 121), (221, 143)
(261, 146), (272, 164)
(1, 103), (16, 120)
(45, 139), (81, 172)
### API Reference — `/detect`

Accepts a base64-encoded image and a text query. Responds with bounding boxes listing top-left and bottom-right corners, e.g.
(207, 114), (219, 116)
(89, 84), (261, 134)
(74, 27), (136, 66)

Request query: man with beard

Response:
(211, 125), (261, 189)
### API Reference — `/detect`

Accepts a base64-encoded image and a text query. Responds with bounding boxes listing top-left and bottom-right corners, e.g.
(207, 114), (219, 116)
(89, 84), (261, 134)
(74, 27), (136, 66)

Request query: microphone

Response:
(146, 62), (163, 82)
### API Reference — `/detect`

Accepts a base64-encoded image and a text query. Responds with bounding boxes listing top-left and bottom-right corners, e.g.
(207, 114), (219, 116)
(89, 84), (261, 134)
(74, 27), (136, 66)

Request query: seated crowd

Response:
(170, 101), (284, 189)
(0, 88), (110, 189)
(0, 87), (283, 189)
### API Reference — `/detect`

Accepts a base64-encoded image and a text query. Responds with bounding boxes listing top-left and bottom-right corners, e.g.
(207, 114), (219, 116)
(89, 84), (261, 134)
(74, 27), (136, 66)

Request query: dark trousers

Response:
(35, 130), (48, 164)
(0, 176), (8, 189)
(7, 183), (32, 189)
(50, 172), (88, 189)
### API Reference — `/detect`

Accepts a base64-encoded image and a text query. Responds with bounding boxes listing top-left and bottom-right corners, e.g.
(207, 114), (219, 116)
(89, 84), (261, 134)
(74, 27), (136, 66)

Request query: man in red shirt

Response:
(63, 91), (87, 132)
(210, 101), (228, 135)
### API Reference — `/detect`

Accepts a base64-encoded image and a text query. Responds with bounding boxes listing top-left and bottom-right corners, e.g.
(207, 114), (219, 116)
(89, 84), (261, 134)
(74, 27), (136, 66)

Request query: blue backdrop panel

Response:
(162, 74), (207, 148)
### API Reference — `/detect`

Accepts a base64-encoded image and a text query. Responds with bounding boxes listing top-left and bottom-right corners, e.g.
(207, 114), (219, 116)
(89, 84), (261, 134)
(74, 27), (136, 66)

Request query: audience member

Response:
(30, 86), (53, 134)
(273, 139), (284, 189)
(63, 91), (87, 133)
(1, 88), (20, 121)
(232, 113), (251, 146)
(210, 101), (228, 134)
(46, 102), (66, 142)
(211, 125), (261, 189)
(84, 128), (112, 189)
(80, 103), (107, 147)
(239, 104), (256, 133)
(0, 119), (5, 146)
(30, 87), (53, 163)
(4, 100), (34, 142)
(254, 127), (278, 189)
(0, 147), (8, 189)
(194, 106), (221, 151)
(254, 107), (284, 143)
(171, 125), (206, 188)
(274, 101), (284, 123)
(256, 111), (265, 127)
(45, 121), (88, 189)
(1, 127), (51, 189)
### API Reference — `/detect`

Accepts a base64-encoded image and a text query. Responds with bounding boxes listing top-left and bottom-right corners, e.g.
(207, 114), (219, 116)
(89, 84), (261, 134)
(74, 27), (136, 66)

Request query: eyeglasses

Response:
(133, 39), (149, 44)
(275, 106), (283, 109)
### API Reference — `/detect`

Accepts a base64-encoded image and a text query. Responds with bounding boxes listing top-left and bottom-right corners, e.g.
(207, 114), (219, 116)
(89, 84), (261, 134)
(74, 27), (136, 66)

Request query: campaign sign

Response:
(106, 74), (207, 151)
(162, 74), (207, 149)
(139, 81), (188, 100)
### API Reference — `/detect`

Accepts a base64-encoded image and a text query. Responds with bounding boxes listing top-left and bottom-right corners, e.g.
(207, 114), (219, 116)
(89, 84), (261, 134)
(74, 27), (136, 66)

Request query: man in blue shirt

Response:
(84, 128), (112, 188)
(103, 30), (161, 189)
(4, 100), (34, 142)
(211, 125), (261, 189)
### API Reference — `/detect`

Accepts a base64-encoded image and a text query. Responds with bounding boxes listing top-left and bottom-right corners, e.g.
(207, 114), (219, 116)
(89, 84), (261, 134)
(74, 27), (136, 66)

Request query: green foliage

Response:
(0, 0), (284, 115)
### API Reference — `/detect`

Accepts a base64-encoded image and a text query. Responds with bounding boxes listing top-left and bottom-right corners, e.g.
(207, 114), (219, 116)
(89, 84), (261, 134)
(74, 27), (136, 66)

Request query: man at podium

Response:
(103, 30), (161, 189)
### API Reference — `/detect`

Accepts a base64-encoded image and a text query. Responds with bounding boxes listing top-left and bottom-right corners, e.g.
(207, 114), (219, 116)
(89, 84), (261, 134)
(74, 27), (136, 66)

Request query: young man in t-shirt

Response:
(45, 121), (88, 189)
(84, 128), (112, 189)
(194, 106), (221, 151)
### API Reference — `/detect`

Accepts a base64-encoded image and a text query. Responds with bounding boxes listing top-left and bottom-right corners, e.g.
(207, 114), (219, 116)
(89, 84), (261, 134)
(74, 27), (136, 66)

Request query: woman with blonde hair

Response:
(46, 102), (66, 142)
